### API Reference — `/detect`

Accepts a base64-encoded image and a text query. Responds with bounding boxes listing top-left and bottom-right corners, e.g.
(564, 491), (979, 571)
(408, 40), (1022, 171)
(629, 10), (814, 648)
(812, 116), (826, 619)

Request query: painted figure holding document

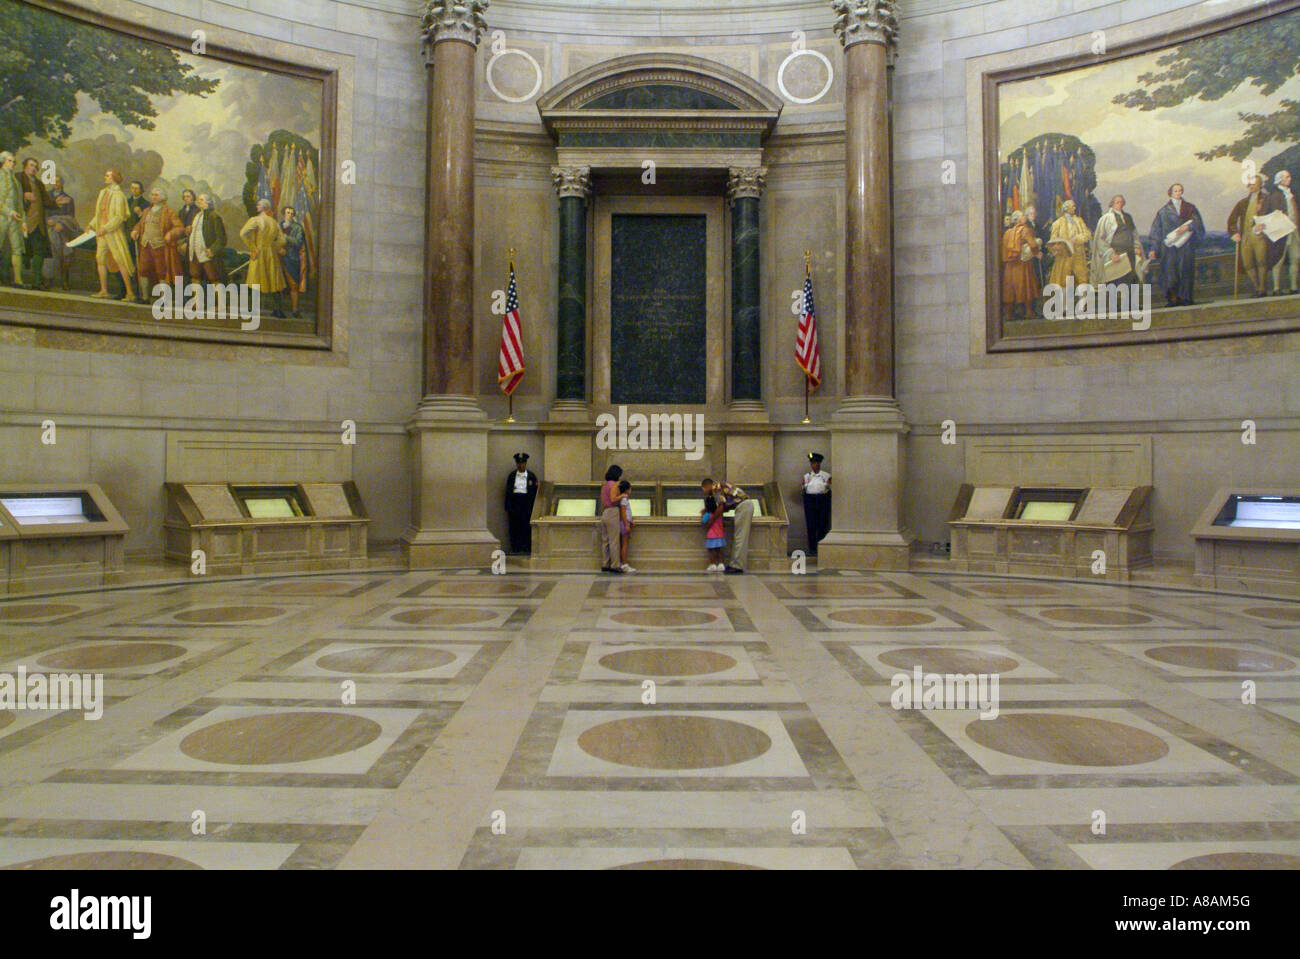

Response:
(1265, 171), (1298, 296)
(1228, 174), (1281, 297)
(1148, 183), (1204, 308)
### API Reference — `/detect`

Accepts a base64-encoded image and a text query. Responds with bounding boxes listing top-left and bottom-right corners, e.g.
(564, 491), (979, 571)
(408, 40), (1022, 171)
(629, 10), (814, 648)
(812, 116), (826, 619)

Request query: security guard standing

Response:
(801, 452), (832, 557)
(504, 452), (539, 555)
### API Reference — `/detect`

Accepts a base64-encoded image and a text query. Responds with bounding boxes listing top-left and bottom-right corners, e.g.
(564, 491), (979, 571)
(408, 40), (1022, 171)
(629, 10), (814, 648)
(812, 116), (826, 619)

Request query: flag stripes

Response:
(497, 262), (524, 396)
(796, 268), (821, 388)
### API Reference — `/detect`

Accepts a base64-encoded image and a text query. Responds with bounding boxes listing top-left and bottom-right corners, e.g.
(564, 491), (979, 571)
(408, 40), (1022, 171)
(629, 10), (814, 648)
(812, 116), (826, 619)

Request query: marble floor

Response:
(0, 569), (1296, 870)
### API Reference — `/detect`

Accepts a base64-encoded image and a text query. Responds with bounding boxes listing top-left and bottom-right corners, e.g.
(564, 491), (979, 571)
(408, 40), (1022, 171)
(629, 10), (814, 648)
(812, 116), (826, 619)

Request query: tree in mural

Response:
(1112, 12), (1300, 164)
(0, 4), (218, 149)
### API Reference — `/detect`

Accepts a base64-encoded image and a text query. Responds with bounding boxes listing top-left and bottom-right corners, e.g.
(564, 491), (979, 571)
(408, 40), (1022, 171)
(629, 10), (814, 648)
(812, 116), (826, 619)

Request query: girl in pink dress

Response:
(702, 492), (726, 572)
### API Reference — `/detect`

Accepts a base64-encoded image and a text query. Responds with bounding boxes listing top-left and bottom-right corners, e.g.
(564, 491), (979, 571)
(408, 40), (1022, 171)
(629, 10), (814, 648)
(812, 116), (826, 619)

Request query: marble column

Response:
(728, 167), (765, 406)
(544, 166), (595, 482)
(553, 166), (591, 404)
(725, 166), (774, 478)
(404, 0), (499, 569)
(820, 0), (913, 570)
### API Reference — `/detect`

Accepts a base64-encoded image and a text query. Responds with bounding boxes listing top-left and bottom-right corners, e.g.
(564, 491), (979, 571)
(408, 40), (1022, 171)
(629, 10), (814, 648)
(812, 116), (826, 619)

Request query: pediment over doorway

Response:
(537, 53), (782, 149)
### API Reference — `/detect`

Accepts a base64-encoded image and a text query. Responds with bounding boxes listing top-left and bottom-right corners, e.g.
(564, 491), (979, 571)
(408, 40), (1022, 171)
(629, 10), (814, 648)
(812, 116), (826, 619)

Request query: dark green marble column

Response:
(728, 167), (766, 403)
(553, 166), (591, 402)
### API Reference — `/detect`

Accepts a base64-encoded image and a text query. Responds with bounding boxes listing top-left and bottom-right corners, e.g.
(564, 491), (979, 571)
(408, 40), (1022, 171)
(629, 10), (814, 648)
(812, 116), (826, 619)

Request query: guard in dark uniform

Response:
(504, 452), (539, 555)
(801, 452), (832, 557)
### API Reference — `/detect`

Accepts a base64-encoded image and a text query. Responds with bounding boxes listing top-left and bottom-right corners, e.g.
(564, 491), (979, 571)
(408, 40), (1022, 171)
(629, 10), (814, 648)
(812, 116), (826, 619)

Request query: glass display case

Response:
(0, 493), (103, 526)
(1211, 494), (1300, 530)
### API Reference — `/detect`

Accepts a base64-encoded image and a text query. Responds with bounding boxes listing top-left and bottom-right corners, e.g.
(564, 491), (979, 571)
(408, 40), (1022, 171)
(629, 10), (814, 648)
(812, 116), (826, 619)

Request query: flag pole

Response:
(801, 249), (812, 424)
(505, 247), (517, 423)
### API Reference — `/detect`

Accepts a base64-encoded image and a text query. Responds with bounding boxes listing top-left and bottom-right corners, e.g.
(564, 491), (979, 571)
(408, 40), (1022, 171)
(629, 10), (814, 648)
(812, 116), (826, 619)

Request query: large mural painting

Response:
(0, 0), (334, 345)
(986, 3), (1300, 349)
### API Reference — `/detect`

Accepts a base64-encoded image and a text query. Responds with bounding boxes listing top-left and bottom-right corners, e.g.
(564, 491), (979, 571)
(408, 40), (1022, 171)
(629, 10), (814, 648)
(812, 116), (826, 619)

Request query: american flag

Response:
(497, 260), (524, 396)
(796, 264), (821, 388)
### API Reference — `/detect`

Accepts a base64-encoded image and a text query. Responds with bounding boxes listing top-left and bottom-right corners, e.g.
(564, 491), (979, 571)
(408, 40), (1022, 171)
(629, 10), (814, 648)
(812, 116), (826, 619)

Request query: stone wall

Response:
(1, 0), (1292, 566)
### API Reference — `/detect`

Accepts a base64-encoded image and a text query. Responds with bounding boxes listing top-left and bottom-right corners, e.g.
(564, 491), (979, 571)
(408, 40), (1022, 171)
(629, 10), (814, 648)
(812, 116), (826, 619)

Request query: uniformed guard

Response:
(801, 452), (832, 557)
(504, 452), (539, 555)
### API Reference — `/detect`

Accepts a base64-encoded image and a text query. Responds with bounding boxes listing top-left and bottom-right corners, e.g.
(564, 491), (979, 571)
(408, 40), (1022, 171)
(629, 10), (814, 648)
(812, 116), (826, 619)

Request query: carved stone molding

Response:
(421, 0), (489, 53)
(726, 166), (768, 203)
(830, 0), (900, 51)
(551, 165), (593, 199)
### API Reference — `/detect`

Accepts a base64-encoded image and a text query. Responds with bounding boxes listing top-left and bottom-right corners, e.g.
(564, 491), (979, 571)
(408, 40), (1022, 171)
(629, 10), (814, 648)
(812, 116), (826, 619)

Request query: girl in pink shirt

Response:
(702, 493), (726, 571)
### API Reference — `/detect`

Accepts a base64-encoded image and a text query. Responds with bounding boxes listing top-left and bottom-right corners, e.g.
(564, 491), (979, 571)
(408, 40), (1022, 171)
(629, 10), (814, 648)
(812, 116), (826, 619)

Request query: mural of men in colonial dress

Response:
(239, 197), (287, 316)
(279, 205), (305, 317)
(88, 168), (135, 299)
(1001, 209), (1041, 320)
(1147, 184), (1204, 308)
(130, 188), (185, 303)
(1271, 170), (1299, 296)
(46, 174), (81, 290)
(1091, 194), (1145, 287)
(0, 152), (25, 287)
(1229, 174), (1284, 297)
(186, 193), (227, 288)
(1047, 200), (1091, 286)
(18, 157), (52, 289)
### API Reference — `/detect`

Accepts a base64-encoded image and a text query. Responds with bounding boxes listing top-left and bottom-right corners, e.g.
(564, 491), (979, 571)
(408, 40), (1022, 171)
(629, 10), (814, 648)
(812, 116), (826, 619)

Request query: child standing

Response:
(701, 489), (726, 571)
(616, 479), (636, 573)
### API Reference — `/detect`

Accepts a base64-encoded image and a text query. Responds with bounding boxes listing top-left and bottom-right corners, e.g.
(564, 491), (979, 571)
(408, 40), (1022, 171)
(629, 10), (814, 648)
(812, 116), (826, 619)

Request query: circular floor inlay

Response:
(1169, 852), (1300, 870)
(791, 583), (886, 597)
(174, 605), (286, 624)
(0, 603), (80, 622)
(1144, 645), (1295, 673)
(827, 608), (937, 627)
(3, 851), (201, 870)
(971, 582), (1059, 597)
(391, 607), (497, 626)
(609, 609), (718, 628)
(38, 643), (187, 671)
(180, 711), (383, 765)
(611, 859), (764, 870)
(965, 712), (1169, 767)
(316, 645), (456, 674)
(598, 648), (737, 677)
(1243, 606), (1300, 623)
(262, 580), (352, 595)
(429, 581), (528, 596)
(577, 715), (772, 770)
(616, 584), (713, 599)
(1039, 606), (1153, 626)
(878, 646), (1019, 674)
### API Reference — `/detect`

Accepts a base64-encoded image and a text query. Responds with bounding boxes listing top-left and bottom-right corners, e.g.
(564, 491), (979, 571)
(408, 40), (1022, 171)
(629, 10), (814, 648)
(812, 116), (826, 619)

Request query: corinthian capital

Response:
(422, 0), (490, 50)
(830, 0), (899, 51)
(726, 167), (767, 203)
(551, 165), (592, 199)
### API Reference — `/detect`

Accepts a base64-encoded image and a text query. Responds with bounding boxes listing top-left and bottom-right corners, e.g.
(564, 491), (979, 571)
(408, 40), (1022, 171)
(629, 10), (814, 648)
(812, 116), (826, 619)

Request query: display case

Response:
(532, 481), (788, 571)
(164, 481), (369, 574)
(1191, 489), (1300, 596)
(0, 484), (129, 593)
(949, 484), (1153, 581)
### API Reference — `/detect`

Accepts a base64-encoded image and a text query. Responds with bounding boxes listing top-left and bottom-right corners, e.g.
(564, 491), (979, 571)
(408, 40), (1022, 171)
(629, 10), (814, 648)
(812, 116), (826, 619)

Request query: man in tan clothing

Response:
(238, 198), (287, 317)
(1229, 174), (1281, 296)
(130, 188), (186, 303)
(1047, 199), (1091, 287)
(0, 152), (24, 287)
(88, 169), (136, 299)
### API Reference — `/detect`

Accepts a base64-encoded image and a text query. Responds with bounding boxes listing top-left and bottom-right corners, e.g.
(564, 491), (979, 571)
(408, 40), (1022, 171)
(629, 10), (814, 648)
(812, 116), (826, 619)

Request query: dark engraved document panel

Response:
(610, 213), (708, 405)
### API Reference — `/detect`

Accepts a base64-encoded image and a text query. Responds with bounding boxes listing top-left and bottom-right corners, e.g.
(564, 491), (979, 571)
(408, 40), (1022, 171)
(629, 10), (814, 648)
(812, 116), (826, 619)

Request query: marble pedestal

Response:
(817, 398), (913, 571)
(542, 401), (595, 484)
(403, 396), (500, 568)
